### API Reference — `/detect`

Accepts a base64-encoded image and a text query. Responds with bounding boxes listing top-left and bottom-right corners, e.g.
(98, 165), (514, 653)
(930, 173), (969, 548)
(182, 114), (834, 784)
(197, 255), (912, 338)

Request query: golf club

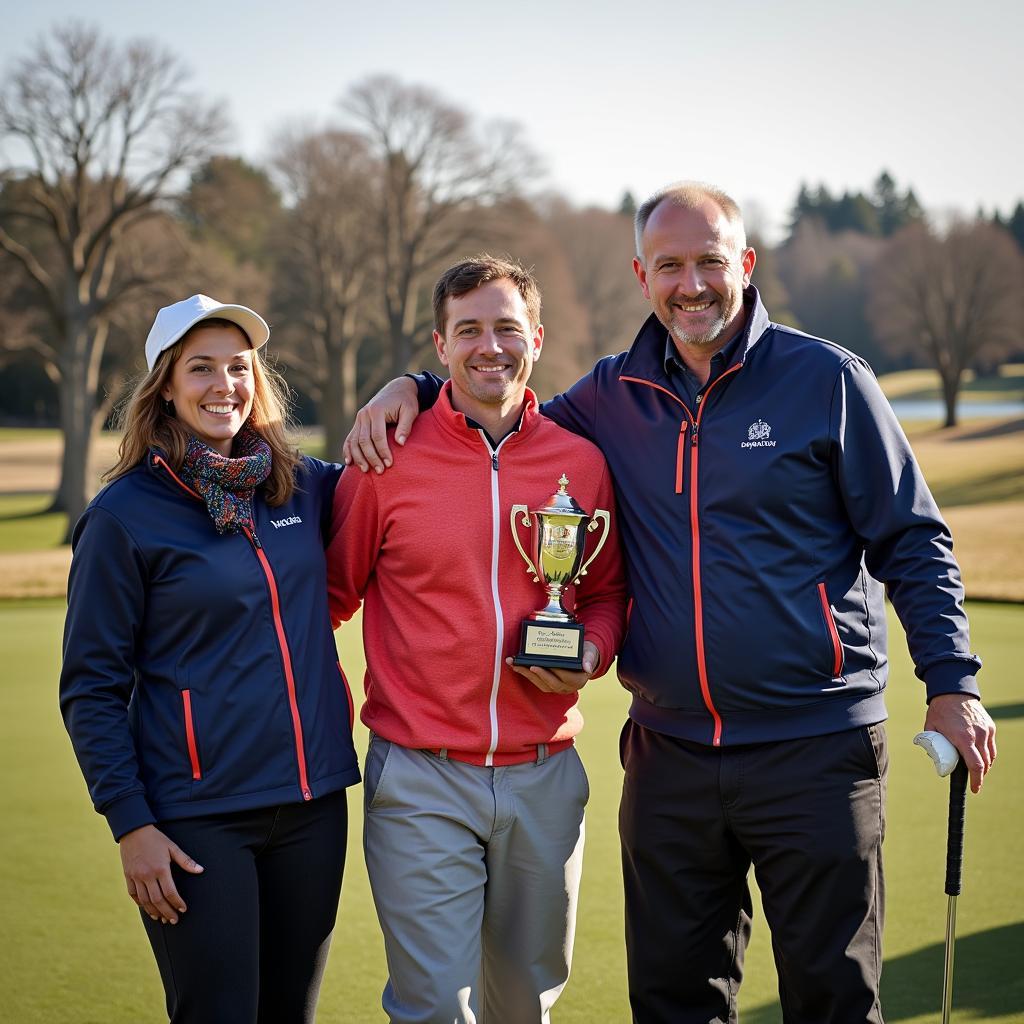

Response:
(913, 730), (968, 1024)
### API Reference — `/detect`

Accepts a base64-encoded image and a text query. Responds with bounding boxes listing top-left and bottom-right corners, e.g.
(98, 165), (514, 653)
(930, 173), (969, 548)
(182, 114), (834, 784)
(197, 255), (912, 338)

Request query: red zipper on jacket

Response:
(817, 582), (843, 676)
(244, 524), (312, 800)
(675, 421), (688, 493)
(151, 454), (313, 800)
(152, 454), (202, 499)
(619, 366), (740, 745)
(181, 690), (202, 780)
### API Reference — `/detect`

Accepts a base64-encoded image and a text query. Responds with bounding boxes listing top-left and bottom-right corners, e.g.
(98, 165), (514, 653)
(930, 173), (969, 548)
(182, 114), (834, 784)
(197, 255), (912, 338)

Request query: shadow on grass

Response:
(930, 469), (1024, 509)
(893, 374), (1024, 405)
(951, 417), (1024, 442)
(0, 491), (58, 519)
(987, 701), (1024, 721)
(741, 922), (1024, 1023)
(0, 505), (60, 521)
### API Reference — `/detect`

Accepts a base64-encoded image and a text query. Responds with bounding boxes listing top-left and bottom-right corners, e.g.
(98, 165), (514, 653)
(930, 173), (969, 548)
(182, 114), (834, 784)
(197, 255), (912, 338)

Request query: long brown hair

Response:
(105, 319), (301, 505)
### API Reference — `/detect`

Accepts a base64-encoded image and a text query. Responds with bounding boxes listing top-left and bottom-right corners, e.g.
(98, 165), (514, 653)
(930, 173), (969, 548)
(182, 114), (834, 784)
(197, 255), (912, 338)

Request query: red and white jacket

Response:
(327, 383), (628, 766)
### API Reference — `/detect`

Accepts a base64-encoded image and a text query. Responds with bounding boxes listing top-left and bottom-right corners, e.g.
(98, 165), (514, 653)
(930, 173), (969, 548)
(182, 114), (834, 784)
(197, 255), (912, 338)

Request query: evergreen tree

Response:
(872, 171), (922, 235)
(788, 172), (922, 241)
(1007, 202), (1024, 252)
(835, 191), (881, 235)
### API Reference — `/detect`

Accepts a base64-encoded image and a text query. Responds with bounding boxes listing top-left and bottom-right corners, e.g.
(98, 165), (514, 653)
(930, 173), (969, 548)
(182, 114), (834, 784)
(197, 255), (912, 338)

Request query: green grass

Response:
(903, 421), (1024, 510)
(0, 427), (62, 443)
(2, 603), (1020, 1022)
(878, 367), (1024, 404)
(0, 493), (67, 552)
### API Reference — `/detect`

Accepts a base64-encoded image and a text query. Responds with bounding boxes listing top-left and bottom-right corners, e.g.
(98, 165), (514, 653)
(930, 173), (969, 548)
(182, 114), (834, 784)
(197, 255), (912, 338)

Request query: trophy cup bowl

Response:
(510, 474), (610, 670)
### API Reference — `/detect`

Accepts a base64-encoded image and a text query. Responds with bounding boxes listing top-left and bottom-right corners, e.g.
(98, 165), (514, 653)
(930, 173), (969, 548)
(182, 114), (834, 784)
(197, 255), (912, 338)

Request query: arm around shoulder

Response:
(540, 359), (610, 441)
(341, 373), (442, 472)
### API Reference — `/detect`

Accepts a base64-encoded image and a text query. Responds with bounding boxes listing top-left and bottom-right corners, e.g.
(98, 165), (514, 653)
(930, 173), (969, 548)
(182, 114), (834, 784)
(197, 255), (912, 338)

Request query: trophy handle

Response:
(575, 509), (610, 584)
(510, 504), (540, 582)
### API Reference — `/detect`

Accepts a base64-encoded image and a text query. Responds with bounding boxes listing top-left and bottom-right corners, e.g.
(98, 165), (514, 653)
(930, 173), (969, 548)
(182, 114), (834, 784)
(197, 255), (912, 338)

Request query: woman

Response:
(60, 294), (360, 1023)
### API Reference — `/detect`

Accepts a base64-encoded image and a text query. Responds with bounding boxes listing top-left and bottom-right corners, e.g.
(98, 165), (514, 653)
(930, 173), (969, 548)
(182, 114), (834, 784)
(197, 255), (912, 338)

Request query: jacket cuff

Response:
(593, 647), (615, 680)
(407, 372), (444, 412)
(104, 793), (157, 842)
(923, 661), (982, 703)
(586, 630), (615, 679)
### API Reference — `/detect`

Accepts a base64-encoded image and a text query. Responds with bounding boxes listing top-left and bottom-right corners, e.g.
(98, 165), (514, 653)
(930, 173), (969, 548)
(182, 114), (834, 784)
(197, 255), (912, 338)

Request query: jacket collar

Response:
(619, 284), (772, 388)
(147, 447), (202, 500)
(429, 379), (543, 451)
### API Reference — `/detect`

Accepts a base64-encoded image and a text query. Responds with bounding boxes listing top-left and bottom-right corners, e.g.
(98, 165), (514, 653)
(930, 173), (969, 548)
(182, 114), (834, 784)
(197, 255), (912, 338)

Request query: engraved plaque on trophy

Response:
(509, 474), (610, 671)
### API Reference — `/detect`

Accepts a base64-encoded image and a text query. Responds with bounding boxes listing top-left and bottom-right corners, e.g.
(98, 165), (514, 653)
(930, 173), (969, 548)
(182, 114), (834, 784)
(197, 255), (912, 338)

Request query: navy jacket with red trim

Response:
(418, 287), (981, 746)
(60, 452), (360, 840)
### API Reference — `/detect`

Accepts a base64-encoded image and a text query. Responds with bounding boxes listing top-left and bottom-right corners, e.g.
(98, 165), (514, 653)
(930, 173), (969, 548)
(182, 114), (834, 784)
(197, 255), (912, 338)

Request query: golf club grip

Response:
(944, 759), (968, 897)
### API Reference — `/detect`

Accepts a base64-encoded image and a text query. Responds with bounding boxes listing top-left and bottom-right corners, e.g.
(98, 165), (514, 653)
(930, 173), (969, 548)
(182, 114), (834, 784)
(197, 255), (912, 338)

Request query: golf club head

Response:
(914, 730), (960, 777)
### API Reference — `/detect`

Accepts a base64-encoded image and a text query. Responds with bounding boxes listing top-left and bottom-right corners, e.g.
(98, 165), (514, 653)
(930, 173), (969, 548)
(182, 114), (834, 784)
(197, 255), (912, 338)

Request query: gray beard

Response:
(669, 313), (728, 349)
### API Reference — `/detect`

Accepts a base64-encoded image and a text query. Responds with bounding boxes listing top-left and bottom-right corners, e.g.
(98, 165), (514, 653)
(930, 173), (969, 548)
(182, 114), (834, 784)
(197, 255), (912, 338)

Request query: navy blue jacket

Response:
(60, 452), (360, 840)
(419, 287), (981, 746)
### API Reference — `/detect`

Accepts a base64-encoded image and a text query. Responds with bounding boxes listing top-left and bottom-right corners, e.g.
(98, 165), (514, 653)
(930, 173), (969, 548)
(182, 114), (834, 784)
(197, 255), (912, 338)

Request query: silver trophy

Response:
(510, 474), (611, 670)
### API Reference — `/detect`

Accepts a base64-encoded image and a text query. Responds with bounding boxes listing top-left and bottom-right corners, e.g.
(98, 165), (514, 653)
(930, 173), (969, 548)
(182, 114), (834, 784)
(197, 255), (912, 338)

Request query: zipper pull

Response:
(675, 421), (688, 494)
(247, 523), (262, 549)
(691, 424), (699, 447)
(491, 453), (499, 471)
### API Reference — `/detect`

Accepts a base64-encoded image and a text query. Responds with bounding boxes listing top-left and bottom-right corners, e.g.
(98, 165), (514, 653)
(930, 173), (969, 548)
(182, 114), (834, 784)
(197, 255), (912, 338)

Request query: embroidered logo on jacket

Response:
(270, 515), (303, 529)
(741, 419), (776, 448)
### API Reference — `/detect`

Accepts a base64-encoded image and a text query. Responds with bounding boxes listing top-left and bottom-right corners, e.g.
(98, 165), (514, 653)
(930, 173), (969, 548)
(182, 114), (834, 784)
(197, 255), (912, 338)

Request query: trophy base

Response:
(512, 619), (585, 671)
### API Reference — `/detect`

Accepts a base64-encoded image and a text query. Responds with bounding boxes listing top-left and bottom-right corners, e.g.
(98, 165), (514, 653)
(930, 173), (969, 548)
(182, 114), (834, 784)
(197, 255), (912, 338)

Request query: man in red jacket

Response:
(327, 255), (627, 1024)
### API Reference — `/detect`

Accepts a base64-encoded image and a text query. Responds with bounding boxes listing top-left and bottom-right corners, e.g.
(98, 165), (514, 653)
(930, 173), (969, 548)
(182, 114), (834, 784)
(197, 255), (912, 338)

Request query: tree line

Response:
(2, 24), (1023, 538)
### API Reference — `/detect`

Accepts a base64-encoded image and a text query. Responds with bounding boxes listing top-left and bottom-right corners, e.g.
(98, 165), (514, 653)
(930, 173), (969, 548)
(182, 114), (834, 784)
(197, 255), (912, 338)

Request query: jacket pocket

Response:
(816, 582), (844, 677)
(364, 735), (396, 811)
(181, 690), (202, 781)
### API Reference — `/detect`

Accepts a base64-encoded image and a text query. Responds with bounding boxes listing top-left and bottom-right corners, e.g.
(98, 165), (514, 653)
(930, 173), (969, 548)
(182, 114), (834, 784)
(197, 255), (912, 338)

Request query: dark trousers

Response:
(141, 789), (348, 1024)
(619, 720), (887, 1024)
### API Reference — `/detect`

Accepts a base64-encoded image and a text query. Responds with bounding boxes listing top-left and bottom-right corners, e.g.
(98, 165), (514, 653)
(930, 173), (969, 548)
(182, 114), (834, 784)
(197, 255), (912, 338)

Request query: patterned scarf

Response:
(179, 427), (273, 534)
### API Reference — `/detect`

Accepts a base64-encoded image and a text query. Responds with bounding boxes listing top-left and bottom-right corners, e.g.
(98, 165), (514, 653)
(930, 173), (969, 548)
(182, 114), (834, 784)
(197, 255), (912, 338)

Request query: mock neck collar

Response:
(430, 380), (542, 450)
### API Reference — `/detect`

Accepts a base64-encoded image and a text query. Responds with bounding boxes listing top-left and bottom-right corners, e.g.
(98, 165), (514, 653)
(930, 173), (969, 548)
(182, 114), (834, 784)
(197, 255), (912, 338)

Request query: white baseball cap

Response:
(144, 294), (270, 371)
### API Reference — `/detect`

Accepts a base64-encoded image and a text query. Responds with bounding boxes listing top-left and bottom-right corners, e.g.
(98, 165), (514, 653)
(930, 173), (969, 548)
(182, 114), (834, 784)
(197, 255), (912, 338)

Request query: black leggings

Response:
(141, 789), (348, 1024)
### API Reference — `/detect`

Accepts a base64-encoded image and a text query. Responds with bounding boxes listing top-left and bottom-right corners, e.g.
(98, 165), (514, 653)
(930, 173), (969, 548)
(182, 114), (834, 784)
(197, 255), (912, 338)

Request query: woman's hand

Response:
(119, 824), (204, 925)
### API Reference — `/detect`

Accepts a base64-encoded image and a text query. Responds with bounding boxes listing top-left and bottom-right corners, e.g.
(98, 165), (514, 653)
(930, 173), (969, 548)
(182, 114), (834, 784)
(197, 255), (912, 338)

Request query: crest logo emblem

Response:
(741, 418), (776, 449)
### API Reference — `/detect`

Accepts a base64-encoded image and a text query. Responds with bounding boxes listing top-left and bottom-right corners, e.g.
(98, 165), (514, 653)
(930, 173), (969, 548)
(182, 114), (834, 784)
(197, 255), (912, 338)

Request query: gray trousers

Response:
(363, 737), (589, 1024)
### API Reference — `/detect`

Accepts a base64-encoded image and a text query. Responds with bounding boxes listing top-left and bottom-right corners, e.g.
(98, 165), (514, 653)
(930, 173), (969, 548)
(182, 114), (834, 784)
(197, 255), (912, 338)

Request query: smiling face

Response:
(633, 198), (756, 354)
(433, 277), (543, 428)
(160, 323), (254, 456)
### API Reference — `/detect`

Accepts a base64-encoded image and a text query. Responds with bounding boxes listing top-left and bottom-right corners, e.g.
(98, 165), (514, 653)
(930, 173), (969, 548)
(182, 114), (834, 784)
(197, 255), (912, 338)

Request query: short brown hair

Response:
(634, 181), (746, 261)
(432, 254), (542, 335)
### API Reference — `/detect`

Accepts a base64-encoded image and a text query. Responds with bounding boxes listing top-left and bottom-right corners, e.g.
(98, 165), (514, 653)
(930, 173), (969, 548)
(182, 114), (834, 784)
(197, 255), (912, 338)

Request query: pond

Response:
(888, 399), (1024, 421)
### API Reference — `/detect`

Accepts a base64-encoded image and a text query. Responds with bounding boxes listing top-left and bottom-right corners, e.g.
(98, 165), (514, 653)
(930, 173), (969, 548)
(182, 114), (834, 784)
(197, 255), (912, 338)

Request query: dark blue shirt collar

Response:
(463, 409), (525, 451)
(663, 319), (746, 381)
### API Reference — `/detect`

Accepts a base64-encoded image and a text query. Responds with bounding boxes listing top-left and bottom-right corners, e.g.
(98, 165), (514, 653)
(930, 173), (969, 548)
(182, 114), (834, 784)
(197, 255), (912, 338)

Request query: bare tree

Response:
(270, 127), (379, 458)
(545, 199), (650, 363)
(0, 23), (228, 536)
(778, 219), (886, 367)
(870, 220), (1024, 426)
(340, 75), (538, 377)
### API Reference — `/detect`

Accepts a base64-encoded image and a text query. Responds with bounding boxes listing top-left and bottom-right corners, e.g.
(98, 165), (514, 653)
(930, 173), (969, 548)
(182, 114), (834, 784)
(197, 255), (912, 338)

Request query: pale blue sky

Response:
(4, 0), (1021, 239)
